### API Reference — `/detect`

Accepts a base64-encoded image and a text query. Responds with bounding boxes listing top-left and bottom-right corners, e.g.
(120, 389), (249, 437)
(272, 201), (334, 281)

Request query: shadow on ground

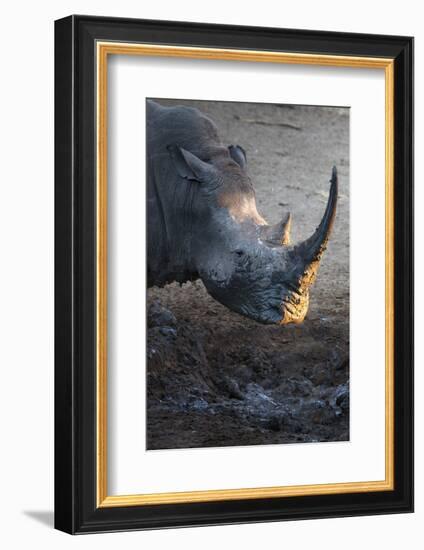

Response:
(23, 510), (54, 529)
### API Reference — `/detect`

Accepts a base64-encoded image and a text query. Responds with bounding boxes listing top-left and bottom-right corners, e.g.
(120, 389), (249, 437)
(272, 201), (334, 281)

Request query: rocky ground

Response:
(146, 99), (350, 450)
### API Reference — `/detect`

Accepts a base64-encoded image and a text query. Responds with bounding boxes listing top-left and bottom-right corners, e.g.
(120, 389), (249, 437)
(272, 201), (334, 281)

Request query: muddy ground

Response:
(147, 99), (350, 450)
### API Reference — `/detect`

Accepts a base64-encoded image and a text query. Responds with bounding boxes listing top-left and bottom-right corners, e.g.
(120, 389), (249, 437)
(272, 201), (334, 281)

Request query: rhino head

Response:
(168, 144), (338, 325)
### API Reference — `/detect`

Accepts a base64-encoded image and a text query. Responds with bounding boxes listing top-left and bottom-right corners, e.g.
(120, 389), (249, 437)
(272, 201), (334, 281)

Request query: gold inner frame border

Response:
(96, 42), (394, 508)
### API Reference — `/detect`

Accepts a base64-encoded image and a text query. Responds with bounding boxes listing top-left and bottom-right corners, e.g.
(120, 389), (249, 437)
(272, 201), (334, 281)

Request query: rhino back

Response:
(147, 100), (222, 158)
(147, 100), (222, 286)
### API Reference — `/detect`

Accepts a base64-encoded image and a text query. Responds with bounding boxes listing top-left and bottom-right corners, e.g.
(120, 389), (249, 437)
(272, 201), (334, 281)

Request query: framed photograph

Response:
(54, 15), (413, 534)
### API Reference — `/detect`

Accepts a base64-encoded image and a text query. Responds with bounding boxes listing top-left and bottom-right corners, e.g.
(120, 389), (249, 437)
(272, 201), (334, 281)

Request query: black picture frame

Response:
(55, 14), (414, 534)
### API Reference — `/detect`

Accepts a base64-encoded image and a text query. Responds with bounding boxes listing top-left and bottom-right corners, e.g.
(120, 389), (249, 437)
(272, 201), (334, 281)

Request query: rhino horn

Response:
(260, 212), (292, 245)
(291, 166), (338, 288)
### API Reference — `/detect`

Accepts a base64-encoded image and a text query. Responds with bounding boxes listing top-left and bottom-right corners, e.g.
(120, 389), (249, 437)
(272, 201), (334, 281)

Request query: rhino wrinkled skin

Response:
(147, 100), (338, 325)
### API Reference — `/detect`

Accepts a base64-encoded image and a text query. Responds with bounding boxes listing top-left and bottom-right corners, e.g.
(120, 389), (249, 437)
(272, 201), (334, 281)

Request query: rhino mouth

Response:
(279, 288), (310, 325)
(236, 288), (309, 326)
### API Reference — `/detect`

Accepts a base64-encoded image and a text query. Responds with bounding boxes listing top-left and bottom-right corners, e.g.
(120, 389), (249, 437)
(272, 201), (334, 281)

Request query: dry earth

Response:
(147, 99), (350, 450)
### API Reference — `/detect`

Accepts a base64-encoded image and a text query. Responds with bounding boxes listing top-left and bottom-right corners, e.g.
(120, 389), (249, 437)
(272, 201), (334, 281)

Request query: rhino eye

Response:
(234, 249), (245, 258)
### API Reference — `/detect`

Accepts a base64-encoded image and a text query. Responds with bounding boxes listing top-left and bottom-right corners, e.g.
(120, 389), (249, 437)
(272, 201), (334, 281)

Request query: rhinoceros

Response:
(147, 100), (338, 325)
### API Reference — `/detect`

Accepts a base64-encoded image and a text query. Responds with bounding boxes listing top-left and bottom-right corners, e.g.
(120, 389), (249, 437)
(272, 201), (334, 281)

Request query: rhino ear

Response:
(167, 145), (216, 182)
(228, 144), (247, 169)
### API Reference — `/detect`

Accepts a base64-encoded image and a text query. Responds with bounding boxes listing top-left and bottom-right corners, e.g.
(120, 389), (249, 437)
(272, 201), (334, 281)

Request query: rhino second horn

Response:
(261, 212), (292, 246)
(280, 212), (292, 245)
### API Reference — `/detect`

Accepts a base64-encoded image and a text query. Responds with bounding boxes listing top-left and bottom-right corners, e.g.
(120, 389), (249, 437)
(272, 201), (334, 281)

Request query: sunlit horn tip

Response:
(331, 165), (338, 183)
